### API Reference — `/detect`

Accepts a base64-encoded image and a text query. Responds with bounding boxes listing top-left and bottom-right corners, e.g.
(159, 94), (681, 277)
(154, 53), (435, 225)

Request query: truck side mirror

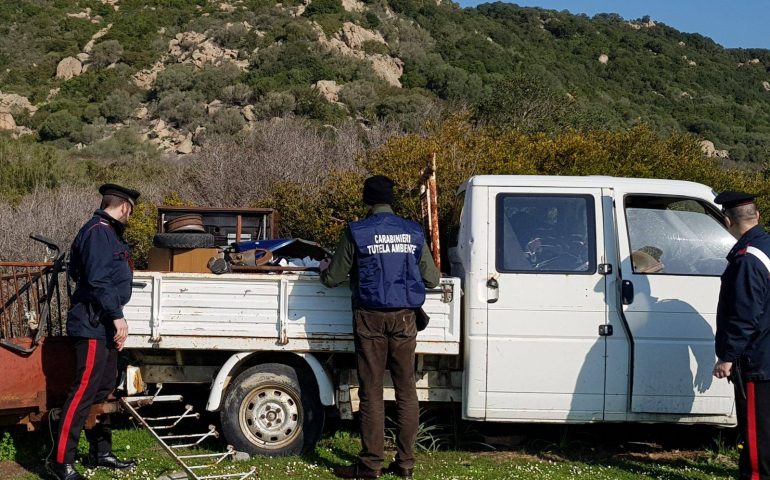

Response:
(622, 280), (634, 305)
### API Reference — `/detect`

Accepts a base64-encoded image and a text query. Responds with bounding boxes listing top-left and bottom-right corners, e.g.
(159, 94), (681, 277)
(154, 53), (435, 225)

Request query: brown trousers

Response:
(354, 308), (419, 471)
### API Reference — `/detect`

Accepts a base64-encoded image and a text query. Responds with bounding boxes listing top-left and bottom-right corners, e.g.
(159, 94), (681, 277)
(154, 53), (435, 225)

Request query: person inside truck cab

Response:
(51, 184), (139, 480)
(319, 175), (440, 480)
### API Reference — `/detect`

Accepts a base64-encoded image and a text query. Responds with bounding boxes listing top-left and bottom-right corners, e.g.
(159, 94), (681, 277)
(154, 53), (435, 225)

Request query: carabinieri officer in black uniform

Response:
(51, 184), (139, 480)
(713, 191), (770, 480)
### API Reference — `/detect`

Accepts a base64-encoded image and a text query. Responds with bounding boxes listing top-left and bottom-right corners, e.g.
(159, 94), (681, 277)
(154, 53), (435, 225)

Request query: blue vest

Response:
(349, 213), (426, 309)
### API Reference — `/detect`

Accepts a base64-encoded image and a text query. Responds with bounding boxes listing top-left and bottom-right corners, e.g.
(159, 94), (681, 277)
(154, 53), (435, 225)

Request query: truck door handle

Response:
(599, 324), (613, 336)
(487, 277), (499, 304)
(621, 280), (634, 305)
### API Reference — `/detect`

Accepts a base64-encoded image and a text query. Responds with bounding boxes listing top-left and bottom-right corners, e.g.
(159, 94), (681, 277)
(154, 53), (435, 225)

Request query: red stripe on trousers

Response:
(747, 381), (760, 480)
(56, 339), (97, 463)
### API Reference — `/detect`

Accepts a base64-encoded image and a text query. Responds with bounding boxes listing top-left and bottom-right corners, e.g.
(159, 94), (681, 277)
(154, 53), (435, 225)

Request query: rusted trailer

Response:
(0, 237), (86, 431)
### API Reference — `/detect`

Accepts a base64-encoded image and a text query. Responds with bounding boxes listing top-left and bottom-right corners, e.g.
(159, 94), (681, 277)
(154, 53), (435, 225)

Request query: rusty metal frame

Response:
(420, 153), (441, 271)
(0, 235), (68, 355)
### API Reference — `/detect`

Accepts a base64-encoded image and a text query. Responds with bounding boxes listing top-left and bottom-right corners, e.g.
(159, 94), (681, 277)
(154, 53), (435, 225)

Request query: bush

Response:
(89, 40), (124, 69)
(39, 110), (82, 141)
(207, 108), (245, 135)
(221, 83), (253, 106)
(156, 90), (206, 131)
(154, 64), (197, 93)
(100, 90), (138, 123)
(210, 23), (251, 49)
(361, 40), (389, 55)
(0, 136), (64, 202)
(304, 0), (343, 16)
(253, 91), (297, 119)
(339, 81), (379, 114)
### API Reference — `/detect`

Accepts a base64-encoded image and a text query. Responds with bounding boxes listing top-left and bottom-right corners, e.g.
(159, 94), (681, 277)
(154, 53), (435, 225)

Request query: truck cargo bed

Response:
(124, 272), (460, 354)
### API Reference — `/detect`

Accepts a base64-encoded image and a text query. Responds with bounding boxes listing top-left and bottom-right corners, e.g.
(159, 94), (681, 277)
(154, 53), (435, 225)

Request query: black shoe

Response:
(333, 463), (382, 479)
(49, 463), (86, 480)
(384, 462), (414, 479)
(86, 453), (137, 470)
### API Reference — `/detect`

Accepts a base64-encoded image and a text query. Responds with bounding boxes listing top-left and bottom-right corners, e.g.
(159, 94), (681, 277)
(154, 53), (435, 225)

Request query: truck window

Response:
(624, 195), (734, 276)
(496, 194), (596, 273)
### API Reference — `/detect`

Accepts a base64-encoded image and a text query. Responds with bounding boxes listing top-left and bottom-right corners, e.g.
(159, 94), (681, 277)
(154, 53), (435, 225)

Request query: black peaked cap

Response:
(99, 183), (140, 206)
(714, 191), (756, 209)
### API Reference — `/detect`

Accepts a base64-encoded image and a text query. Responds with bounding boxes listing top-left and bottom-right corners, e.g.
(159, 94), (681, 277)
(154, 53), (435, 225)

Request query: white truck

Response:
(123, 175), (738, 456)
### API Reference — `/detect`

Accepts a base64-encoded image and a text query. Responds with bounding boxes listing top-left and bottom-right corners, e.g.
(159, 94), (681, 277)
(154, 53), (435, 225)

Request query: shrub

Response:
(253, 91), (297, 119)
(339, 81), (379, 114)
(89, 40), (124, 69)
(221, 83), (253, 106)
(154, 64), (197, 93)
(210, 23), (251, 49)
(39, 110), (82, 141)
(156, 90), (206, 131)
(100, 90), (138, 123)
(207, 108), (245, 135)
(304, 0), (343, 16)
(361, 40), (389, 55)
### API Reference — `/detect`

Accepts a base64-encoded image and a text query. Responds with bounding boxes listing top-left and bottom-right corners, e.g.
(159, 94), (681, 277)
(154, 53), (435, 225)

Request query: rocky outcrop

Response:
(0, 92), (36, 115)
(132, 61), (166, 89)
(341, 0), (365, 12)
(763, 81), (770, 92)
(318, 23), (402, 87)
(83, 24), (113, 55)
(168, 31), (248, 70)
(56, 57), (83, 80)
(314, 80), (342, 102)
(337, 23), (386, 50)
(0, 113), (16, 131)
(700, 140), (729, 159)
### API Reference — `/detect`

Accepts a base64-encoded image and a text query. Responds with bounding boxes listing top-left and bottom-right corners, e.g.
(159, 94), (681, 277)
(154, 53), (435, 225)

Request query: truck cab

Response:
(453, 175), (736, 425)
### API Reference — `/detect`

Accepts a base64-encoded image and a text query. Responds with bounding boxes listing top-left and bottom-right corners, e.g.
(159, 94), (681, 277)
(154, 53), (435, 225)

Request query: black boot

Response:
(49, 462), (86, 480)
(333, 463), (381, 479)
(86, 452), (137, 470)
(384, 462), (414, 479)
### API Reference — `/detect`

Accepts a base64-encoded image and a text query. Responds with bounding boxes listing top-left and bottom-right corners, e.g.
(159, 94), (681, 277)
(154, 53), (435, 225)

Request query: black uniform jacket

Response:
(716, 225), (770, 380)
(67, 210), (133, 341)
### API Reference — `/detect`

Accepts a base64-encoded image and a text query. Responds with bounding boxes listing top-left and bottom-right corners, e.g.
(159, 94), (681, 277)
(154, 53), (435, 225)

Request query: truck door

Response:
(486, 188), (608, 421)
(616, 194), (735, 415)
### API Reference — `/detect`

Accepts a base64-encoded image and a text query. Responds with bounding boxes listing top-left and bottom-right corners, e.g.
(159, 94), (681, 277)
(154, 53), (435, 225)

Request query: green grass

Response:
(0, 423), (740, 480)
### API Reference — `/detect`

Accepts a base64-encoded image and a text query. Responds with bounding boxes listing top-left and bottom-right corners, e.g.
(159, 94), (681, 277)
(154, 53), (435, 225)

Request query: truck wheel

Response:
(220, 363), (324, 456)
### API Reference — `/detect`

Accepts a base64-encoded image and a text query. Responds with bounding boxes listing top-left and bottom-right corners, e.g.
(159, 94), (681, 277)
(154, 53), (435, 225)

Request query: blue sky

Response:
(455, 0), (770, 49)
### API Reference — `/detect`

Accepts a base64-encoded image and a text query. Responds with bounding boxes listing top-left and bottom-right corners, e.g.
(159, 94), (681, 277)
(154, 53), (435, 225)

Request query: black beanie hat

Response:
(363, 175), (395, 206)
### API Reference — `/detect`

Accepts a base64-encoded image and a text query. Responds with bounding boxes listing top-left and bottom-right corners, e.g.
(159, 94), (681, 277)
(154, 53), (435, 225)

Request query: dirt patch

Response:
(0, 461), (35, 479)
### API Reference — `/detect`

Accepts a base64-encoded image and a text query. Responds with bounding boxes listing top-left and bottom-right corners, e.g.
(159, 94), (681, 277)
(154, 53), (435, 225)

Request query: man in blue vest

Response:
(51, 184), (138, 480)
(713, 191), (770, 479)
(321, 175), (440, 479)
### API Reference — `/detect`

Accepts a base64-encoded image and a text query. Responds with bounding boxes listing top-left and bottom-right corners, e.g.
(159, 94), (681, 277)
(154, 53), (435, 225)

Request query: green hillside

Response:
(0, 0), (768, 161)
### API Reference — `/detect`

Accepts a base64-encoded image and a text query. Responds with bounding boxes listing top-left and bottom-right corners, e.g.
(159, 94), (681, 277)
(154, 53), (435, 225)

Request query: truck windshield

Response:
(624, 196), (733, 276)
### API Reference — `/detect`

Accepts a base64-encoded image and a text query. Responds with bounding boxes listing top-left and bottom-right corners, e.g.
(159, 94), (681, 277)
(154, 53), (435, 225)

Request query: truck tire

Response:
(153, 233), (216, 249)
(220, 363), (324, 457)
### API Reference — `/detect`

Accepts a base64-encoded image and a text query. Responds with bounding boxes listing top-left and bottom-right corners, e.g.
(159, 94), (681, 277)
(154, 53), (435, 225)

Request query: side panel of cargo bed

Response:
(124, 273), (460, 354)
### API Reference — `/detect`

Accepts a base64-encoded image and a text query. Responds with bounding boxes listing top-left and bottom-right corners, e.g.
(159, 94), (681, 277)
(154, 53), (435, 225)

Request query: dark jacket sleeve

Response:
(419, 241), (440, 289)
(716, 256), (767, 362)
(321, 227), (355, 288)
(81, 226), (124, 321)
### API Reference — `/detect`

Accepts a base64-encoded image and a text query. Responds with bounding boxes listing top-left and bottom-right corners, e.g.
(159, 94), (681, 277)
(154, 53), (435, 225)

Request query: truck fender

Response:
(205, 352), (335, 412)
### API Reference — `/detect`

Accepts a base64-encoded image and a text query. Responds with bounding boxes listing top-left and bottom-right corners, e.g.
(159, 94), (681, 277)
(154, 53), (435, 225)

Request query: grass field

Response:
(0, 415), (740, 480)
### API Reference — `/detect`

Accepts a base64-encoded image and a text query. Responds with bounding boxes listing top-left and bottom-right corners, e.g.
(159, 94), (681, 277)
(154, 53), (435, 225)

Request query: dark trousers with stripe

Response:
(55, 338), (118, 465)
(735, 379), (770, 480)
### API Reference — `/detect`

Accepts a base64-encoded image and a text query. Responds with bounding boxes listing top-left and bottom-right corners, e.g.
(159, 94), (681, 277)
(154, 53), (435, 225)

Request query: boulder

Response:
(369, 55), (403, 88)
(763, 81), (770, 92)
(313, 80), (342, 102)
(749, 58), (761, 65)
(700, 140), (716, 157)
(0, 92), (36, 114)
(337, 22), (386, 50)
(0, 113), (16, 131)
(56, 57), (82, 80)
(176, 137), (194, 155)
(598, 54), (609, 65)
(341, 0), (365, 12)
(241, 105), (256, 122)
